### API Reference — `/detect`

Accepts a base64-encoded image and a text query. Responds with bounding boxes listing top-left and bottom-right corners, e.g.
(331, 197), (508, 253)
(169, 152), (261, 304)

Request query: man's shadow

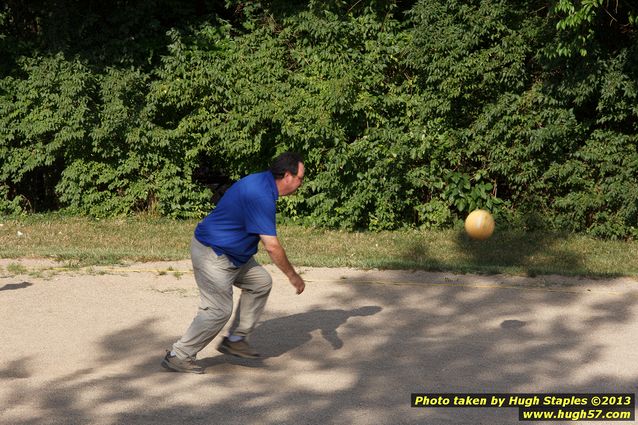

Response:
(199, 306), (382, 368)
(253, 305), (383, 358)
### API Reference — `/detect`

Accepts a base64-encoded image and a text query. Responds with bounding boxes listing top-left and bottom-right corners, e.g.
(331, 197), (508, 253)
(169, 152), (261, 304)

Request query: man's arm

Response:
(259, 234), (305, 294)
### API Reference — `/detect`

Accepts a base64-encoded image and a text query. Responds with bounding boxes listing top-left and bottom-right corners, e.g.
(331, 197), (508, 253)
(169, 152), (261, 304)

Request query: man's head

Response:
(270, 152), (304, 196)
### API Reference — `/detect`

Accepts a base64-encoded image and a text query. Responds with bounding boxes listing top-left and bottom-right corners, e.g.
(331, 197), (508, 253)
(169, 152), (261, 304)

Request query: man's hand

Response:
(289, 273), (305, 295)
(260, 234), (305, 295)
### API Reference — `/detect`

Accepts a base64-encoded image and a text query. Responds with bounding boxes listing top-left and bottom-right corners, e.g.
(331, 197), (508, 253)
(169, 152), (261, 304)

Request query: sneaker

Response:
(217, 337), (260, 359)
(161, 351), (205, 374)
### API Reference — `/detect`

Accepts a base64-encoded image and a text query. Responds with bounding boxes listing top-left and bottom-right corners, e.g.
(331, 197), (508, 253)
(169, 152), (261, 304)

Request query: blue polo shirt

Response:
(194, 171), (278, 266)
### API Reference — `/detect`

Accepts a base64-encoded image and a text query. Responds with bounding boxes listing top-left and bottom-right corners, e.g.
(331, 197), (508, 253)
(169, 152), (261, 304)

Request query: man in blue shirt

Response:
(162, 152), (306, 374)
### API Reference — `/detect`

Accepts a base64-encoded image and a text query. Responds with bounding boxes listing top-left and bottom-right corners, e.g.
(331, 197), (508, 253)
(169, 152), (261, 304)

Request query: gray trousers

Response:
(172, 237), (272, 360)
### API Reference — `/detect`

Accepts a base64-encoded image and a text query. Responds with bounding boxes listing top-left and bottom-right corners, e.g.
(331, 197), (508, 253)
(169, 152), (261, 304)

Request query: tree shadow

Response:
(0, 357), (32, 379)
(197, 306), (382, 369)
(391, 229), (606, 277)
(453, 230), (585, 276)
(2, 271), (637, 425)
(0, 282), (33, 291)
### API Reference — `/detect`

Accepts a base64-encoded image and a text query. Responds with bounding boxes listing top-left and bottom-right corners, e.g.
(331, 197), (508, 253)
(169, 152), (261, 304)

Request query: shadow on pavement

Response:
(0, 282), (33, 291)
(253, 306), (383, 356)
(2, 272), (637, 425)
(197, 306), (382, 369)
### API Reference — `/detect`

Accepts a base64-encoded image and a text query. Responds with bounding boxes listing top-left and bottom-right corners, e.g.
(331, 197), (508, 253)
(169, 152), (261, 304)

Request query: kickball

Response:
(464, 209), (495, 240)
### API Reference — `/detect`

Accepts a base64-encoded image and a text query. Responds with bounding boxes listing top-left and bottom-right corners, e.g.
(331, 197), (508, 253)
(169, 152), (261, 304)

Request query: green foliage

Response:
(0, 53), (93, 213)
(539, 22), (638, 238)
(548, 0), (636, 58)
(1, 0), (638, 238)
(404, 0), (542, 227)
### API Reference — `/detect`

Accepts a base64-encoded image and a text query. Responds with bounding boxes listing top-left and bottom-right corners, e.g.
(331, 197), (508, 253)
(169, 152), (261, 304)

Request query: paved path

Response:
(1, 259), (637, 424)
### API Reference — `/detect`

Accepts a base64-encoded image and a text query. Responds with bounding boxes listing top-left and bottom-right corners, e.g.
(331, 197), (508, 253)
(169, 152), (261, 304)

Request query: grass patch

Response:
(1, 214), (637, 277)
(6, 262), (28, 275)
(274, 226), (638, 278)
(0, 214), (192, 265)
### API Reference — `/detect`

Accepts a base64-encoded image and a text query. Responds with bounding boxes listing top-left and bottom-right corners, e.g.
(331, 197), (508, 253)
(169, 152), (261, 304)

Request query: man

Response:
(162, 152), (306, 374)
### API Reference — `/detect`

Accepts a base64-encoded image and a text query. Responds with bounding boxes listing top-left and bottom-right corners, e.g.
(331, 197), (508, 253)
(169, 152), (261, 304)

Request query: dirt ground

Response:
(1, 258), (637, 425)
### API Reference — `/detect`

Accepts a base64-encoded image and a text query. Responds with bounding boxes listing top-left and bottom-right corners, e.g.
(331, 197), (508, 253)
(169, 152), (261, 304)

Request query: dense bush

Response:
(0, 0), (636, 237)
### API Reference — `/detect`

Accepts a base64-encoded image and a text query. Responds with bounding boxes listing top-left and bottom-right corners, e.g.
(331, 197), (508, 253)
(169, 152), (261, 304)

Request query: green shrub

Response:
(1, 0), (636, 237)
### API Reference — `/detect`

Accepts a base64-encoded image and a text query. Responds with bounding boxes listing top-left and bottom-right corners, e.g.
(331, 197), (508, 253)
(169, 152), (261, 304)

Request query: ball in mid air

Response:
(464, 209), (495, 240)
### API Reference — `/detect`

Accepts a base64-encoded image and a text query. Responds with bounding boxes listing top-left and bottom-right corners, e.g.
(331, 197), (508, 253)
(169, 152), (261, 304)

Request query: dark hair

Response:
(269, 152), (303, 179)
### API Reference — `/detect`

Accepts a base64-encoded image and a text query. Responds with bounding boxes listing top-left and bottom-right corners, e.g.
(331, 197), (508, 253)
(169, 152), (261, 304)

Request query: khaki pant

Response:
(172, 237), (272, 360)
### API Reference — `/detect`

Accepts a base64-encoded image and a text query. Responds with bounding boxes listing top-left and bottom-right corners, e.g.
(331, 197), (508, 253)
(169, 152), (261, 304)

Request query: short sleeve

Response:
(244, 195), (277, 236)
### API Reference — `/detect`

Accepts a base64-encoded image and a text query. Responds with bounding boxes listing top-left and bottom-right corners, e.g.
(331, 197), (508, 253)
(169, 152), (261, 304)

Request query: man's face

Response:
(281, 162), (305, 196)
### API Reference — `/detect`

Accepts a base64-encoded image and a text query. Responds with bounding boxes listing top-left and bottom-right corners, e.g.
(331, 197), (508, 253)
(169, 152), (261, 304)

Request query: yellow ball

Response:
(464, 209), (495, 240)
